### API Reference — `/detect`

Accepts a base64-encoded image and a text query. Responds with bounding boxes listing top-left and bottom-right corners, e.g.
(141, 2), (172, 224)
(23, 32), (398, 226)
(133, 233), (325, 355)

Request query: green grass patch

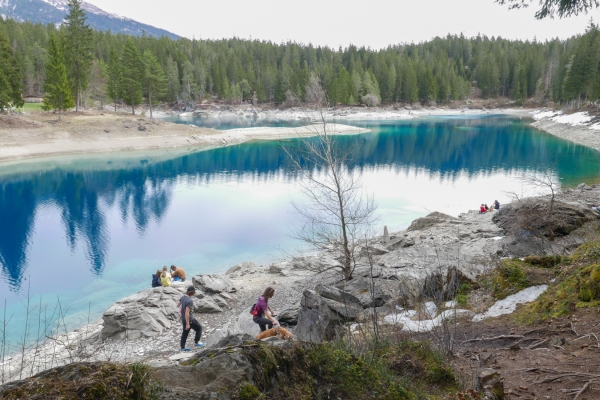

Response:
(17, 102), (44, 112)
(492, 259), (530, 299)
(520, 263), (600, 321)
(242, 339), (457, 400)
(492, 257), (559, 300)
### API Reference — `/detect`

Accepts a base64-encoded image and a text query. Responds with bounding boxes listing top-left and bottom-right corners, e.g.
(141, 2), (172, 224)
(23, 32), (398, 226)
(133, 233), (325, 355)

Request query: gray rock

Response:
(194, 297), (223, 314)
(277, 306), (300, 326)
(339, 278), (391, 308)
(314, 284), (362, 307)
(154, 344), (254, 398)
(295, 309), (325, 343)
(102, 287), (181, 340)
(476, 368), (504, 400)
(407, 212), (457, 231)
(225, 261), (256, 276)
(193, 274), (237, 293)
(212, 295), (229, 309)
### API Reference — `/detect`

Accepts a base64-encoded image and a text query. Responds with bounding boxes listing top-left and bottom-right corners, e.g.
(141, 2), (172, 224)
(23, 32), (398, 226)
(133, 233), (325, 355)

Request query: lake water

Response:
(1, 115), (599, 349)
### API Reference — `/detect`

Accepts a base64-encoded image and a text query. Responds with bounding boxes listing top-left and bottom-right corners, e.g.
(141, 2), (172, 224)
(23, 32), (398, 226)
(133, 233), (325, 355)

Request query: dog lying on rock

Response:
(255, 326), (294, 340)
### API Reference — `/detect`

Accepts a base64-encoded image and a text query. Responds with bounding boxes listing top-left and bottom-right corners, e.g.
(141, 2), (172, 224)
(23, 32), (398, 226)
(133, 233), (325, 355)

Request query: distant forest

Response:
(0, 16), (597, 109)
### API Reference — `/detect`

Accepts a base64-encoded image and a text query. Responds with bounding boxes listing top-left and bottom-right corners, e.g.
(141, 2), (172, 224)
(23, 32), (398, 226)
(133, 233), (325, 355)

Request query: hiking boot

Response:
(194, 342), (205, 347)
(181, 348), (191, 352)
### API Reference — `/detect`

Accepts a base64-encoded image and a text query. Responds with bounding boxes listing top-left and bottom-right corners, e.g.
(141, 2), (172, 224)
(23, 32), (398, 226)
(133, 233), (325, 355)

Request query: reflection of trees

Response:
(0, 182), (36, 290)
(0, 116), (599, 290)
(55, 173), (109, 275)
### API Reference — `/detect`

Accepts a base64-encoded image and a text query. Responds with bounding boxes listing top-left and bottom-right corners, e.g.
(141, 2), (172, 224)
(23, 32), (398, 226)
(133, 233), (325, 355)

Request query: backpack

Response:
(250, 303), (258, 317)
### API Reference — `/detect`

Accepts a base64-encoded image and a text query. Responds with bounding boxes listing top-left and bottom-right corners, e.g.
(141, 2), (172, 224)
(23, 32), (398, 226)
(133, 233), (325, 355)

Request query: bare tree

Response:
(284, 77), (376, 281)
(304, 72), (326, 106)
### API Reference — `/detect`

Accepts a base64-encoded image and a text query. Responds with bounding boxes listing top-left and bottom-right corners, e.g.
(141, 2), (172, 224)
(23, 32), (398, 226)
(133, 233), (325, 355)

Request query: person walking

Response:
(252, 287), (278, 332)
(177, 285), (205, 351)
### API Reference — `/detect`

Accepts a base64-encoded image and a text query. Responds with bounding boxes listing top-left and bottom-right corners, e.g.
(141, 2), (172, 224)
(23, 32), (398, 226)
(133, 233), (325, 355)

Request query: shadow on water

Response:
(0, 116), (599, 293)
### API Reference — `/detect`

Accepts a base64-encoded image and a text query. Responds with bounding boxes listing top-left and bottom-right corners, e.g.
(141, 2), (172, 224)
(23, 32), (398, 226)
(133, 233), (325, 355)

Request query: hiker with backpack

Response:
(177, 285), (205, 351)
(251, 287), (278, 332)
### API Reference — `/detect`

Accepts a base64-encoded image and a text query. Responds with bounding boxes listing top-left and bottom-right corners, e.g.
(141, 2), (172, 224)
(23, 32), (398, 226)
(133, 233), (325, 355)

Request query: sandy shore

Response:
(0, 111), (371, 162)
(0, 107), (535, 163)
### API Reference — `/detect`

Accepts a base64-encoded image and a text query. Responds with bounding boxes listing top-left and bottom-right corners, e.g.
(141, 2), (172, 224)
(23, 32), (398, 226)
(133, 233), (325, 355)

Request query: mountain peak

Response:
(0, 0), (178, 39)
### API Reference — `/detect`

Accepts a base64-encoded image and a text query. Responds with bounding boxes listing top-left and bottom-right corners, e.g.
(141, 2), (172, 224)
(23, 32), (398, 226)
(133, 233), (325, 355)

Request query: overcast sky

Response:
(88, 0), (598, 48)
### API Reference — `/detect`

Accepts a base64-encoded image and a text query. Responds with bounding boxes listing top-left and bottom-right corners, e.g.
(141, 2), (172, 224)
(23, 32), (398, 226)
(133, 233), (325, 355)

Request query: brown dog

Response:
(255, 326), (294, 340)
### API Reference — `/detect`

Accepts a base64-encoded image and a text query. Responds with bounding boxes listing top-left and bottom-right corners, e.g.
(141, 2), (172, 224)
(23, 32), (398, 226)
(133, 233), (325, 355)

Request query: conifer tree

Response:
(142, 50), (167, 118)
(42, 34), (75, 121)
(120, 39), (143, 115)
(0, 31), (24, 110)
(105, 45), (122, 112)
(64, 0), (93, 112)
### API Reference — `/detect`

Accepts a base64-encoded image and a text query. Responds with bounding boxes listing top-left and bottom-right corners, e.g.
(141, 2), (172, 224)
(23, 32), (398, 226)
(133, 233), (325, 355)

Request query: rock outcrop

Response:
(102, 286), (182, 340)
(295, 286), (364, 343)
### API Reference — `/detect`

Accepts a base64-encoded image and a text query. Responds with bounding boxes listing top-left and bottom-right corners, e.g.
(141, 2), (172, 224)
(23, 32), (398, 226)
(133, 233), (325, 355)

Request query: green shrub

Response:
(239, 384), (261, 400)
(492, 259), (529, 299)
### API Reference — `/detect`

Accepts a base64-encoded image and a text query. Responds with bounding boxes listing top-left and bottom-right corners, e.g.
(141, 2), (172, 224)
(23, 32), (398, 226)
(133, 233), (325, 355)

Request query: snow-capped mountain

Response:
(0, 0), (178, 39)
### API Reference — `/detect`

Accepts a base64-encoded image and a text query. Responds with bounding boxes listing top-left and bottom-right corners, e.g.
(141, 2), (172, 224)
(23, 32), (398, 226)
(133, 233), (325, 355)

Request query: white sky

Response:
(88, 0), (598, 48)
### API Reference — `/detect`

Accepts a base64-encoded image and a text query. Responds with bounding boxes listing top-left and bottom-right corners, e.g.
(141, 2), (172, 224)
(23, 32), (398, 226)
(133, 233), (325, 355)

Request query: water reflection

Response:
(0, 116), (598, 293)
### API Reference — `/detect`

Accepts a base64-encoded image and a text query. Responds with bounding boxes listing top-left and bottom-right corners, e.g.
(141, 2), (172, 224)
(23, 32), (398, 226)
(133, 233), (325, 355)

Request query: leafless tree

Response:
(304, 72), (326, 106)
(362, 93), (381, 108)
(284, 77), (376, 281)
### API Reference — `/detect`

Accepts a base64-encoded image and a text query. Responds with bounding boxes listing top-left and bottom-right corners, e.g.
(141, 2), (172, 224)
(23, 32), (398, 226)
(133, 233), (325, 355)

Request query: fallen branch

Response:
(528, 338), (549, 349)
(461, 335), (523, 344)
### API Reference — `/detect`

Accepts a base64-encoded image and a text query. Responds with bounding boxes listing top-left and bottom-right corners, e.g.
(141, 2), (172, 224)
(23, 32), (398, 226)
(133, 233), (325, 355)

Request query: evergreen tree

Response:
(142, 50), (167, 118)
(0, 31), (24, 110)
(120, 39), (143, 115)
(64, 0), (93, 112)
(564, 23), (600, 108)
(42, 34), (74, 121)
(105, 45), (121, 112)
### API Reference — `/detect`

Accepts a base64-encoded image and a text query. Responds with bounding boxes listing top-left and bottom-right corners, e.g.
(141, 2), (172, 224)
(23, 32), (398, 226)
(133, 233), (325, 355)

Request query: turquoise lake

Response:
(1, 115), (599, 348)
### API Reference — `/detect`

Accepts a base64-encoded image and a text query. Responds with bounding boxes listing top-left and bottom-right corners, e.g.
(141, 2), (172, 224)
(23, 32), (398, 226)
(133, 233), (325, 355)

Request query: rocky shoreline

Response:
(3, 183), (599, 386)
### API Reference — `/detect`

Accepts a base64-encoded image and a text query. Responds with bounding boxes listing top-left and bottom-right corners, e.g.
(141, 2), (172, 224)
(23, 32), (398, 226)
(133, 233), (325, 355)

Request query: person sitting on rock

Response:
(479, 204), (486, 214)
(494, 200), (500, 210)
(170, 265), (186, 282)
(151, 270), (162, 288)
(160, 269), (172, 287)
(253, 287), (278, 332)
(177, 285), (205, 351)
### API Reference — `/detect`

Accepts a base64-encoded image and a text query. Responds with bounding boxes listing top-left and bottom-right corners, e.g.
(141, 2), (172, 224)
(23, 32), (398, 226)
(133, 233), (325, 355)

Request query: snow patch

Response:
(383, 308), (474, 333)
(531, 109), (561, 121)
(472, 285), (547, 322)
(551, 112), (592, 126)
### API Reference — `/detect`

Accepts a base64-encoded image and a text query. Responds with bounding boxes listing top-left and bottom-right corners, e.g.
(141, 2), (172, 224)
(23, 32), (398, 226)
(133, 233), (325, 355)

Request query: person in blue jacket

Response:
(151, 269), (162, 287)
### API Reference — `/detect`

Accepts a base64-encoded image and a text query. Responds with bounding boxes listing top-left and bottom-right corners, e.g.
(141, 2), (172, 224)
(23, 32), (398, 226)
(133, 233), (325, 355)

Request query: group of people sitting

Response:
(479, 200), (500, 214)
(151, 265), (187, 288)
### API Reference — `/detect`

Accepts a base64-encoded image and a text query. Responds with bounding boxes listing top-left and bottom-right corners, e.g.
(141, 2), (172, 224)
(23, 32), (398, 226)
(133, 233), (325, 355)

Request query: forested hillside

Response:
(0, 14), (597, 109)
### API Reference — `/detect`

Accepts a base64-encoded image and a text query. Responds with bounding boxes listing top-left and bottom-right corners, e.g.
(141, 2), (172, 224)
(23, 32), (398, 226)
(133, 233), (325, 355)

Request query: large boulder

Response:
(337, 278), (391, 308)
(194, 297), (223, 314)
(493, 199), (597, 257)
(102, 287), (181, 340)
(193, 274), (237, 294)
(493, 199), (597, 238)
(296, 288), (363, 343)
(407, 212), (457, 232)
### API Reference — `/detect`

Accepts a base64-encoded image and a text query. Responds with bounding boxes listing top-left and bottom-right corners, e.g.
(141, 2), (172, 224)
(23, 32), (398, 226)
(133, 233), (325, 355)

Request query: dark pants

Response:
(253, 317), (272, 332)
(180, 319), (202, 349)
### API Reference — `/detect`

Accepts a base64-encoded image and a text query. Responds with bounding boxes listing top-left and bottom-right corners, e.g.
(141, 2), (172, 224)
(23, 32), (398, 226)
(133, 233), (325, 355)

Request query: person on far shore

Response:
(177, 285), (204, 351)
(160, 268), (172, 287)
(253, 287), (278, 332)
(171, 265), (186, 282)
(151, 270), (162, 288)
(479, 204), (486, 214)
(494, 200), (500, 210)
